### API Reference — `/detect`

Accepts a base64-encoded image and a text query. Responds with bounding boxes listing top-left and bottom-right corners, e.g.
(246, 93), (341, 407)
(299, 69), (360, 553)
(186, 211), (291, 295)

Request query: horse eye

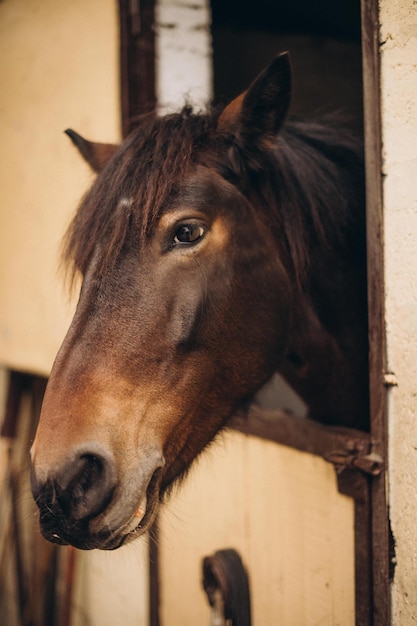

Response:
(173, 223), (206, 246)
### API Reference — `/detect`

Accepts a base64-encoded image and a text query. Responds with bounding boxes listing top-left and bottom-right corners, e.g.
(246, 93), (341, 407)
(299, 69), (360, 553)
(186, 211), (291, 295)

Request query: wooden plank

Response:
(0, 0), (120, 375)
(338, 471), (372, 625)
(361, 0), (391, 623)
(149, 520), (160, 626)
(119, 0), (156, 137)
(229, 406), (373, 466)
(158, 431), (356, 626)
(231, 407), (376, 624)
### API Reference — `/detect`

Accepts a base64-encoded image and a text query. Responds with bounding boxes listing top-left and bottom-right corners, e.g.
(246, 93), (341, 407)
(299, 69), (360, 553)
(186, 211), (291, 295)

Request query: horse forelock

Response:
(62, 107), (214, 285)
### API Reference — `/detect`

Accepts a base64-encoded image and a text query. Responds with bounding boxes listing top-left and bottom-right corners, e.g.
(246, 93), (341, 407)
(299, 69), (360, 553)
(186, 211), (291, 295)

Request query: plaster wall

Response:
(379, 0), (417, 621)
(0, 2), (149, 625)
(0, 0), (120, 375)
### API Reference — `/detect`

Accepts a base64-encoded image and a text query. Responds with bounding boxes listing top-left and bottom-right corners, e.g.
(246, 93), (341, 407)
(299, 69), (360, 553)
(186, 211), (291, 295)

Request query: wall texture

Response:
(380, 0), (417, 621)
(0, 0), (120, 375)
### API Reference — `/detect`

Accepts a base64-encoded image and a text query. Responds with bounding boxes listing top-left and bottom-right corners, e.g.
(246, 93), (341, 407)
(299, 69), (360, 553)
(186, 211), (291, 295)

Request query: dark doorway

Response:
(211, 0), (363, 128)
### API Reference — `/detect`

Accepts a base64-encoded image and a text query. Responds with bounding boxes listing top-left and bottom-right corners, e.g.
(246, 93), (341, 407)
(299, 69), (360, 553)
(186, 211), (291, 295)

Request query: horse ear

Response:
(218, 52), (291, 138)
(65, 129), (119, 173)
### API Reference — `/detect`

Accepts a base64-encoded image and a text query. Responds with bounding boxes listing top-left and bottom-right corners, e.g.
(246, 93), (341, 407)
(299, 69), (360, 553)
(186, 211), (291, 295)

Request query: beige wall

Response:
(0, 0), (120, 375)
(0, 2), (150, 625)
(379, 0), (417, 622)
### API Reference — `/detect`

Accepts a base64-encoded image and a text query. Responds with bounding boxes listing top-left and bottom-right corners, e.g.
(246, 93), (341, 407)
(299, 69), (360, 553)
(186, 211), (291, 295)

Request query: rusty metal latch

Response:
(325, 449), (384, 476)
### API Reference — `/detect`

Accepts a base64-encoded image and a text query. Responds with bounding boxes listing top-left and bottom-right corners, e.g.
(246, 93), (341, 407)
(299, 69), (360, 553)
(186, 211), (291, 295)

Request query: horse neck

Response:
(267, 121), (369, 428)
(281, 290), (369, 428)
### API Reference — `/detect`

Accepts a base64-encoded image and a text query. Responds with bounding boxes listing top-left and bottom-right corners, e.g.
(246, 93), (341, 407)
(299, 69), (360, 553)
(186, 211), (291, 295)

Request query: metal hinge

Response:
(325, 449), (384, 476)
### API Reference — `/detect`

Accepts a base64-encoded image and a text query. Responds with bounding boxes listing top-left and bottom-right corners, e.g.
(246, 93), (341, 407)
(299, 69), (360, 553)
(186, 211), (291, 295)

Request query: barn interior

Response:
(211, 0), (363, 125)
(209, 0), (366, 420)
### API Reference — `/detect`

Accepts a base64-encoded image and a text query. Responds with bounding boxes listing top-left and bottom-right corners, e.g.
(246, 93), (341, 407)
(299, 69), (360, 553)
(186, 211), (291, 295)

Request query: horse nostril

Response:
(56, 450), (116, 522)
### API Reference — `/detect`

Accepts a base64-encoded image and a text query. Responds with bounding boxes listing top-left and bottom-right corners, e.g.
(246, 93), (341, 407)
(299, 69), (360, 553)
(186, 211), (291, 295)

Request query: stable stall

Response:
(1, 1), (416, 624)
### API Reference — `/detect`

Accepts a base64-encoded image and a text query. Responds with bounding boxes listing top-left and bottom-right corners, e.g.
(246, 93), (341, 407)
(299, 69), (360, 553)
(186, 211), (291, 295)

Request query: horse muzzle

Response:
(30, 443), (165, 550)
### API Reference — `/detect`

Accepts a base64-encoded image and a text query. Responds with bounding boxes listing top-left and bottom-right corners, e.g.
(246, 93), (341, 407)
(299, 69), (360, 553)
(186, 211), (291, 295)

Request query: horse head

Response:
(30, 54), (294, 549)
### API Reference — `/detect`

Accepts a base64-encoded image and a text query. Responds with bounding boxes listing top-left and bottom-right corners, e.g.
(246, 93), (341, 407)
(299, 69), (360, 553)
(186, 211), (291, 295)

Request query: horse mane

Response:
(280, 117), (365, 261)
(63, 106), (365, 290)
(218, 113), (365, 287)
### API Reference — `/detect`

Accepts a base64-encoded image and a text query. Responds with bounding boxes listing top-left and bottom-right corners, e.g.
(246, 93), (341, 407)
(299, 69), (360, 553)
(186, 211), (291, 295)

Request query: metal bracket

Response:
(325, 449), (384, 476)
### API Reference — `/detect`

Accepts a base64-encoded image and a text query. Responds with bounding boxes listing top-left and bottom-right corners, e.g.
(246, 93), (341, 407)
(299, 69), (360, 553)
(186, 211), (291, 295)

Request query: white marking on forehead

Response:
(118, 197), (134, 209)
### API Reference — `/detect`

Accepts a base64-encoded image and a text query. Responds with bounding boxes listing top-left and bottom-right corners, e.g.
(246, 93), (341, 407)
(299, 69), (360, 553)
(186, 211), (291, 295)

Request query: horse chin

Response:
(39, 468), (163, 551)
(94, 466), (163, 550)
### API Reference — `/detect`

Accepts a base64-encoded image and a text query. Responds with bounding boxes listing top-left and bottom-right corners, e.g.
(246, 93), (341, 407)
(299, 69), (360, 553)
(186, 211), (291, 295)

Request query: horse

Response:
(30, 53), (369, 550)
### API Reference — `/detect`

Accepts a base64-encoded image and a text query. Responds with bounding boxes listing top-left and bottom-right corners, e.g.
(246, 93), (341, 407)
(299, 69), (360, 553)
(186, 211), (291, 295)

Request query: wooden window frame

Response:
(118, 0), (390, 623)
